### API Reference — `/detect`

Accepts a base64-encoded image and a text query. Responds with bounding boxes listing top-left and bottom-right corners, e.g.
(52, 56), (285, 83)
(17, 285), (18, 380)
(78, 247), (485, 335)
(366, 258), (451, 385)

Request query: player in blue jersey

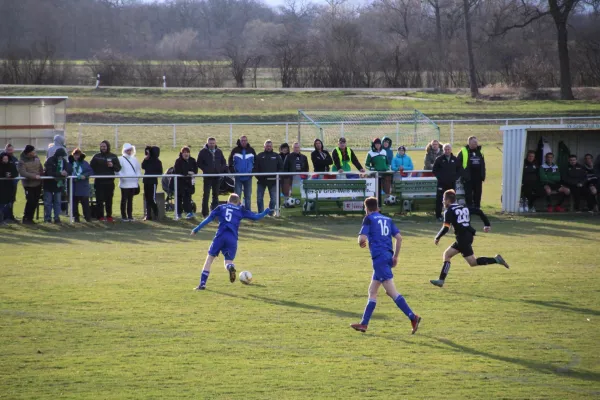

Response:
(350, 197), (421, 334)
(190, 193), (270, 290)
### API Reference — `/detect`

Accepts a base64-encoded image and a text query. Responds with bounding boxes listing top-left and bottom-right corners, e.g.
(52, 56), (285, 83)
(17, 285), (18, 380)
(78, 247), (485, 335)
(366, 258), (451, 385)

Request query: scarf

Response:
(57, 159), (65, 188)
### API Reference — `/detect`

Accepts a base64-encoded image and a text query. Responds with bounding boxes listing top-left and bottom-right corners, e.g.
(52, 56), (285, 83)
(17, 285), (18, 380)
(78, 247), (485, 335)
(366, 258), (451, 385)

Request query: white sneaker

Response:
(524, 203), (529, 212)
(518, 205), (524, 213)
(530, 207), (536, 213)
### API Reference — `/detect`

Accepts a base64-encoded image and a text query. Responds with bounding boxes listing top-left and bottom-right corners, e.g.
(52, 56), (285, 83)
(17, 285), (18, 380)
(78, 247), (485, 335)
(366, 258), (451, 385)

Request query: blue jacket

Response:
(228, 140), (256, 182)
(69, 155), (93, 197)
(391, 153), (414, 172)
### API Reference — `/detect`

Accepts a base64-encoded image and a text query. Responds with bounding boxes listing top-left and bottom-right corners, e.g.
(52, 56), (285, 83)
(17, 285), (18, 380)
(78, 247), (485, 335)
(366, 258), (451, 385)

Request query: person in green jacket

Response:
(540, 152), (570, 212)
(365, 138), (391, 195)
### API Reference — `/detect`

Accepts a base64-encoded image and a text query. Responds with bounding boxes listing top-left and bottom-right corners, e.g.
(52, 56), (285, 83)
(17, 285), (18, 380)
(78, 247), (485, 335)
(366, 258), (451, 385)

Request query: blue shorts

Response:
(208, 234), (238, 261)
(372, 255), (393, 282)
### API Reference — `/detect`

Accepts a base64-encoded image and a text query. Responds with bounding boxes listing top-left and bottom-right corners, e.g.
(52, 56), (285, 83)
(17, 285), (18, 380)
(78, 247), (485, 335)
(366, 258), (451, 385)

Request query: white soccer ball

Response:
(385, 195), (397, 205)
(284, 197), (297, 208)
(239, 271), (253, 285)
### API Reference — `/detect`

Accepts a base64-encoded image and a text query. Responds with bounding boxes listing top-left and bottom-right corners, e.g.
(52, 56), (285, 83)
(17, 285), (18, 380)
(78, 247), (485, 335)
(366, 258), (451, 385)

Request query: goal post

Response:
(298, 109), (440, 150)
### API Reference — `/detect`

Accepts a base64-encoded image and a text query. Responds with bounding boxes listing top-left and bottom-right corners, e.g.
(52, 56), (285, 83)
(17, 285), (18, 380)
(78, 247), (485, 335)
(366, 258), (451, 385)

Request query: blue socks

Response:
(360, 299), (377, 326)
(200, 270), (210, 286)
(394, 294), (415, 321)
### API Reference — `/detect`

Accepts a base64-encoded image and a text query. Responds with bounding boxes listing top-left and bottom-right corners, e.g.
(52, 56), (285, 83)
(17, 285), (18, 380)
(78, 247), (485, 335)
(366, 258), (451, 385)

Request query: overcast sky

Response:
(142, 0), (329, 8)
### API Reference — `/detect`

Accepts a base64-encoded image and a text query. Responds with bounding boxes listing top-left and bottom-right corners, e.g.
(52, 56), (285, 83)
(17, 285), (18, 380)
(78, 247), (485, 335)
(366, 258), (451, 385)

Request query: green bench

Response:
(394, 177), (464, 212)
(302, 179), (368, 215)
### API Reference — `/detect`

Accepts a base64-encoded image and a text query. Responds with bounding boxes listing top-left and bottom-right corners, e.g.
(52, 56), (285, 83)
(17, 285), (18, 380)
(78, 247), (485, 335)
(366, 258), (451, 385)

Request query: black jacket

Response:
(90, 141), (121, 186)
(254, 150), (283, 184)
(522, 160), (539, 186)
(142, 146), (163, 185)
(457, 145), (486, 182)
(332, 147), (363, 171)
(0, 156), (18, 204)
(174, 154), (198, 190)
(311, 149), (333, 172)
(284, 152), (309, 173)
(432, 154), (461, 186)
(563, 163), (588, 186)
(43, 148), (73, 192)
(197, 145), (227, 175)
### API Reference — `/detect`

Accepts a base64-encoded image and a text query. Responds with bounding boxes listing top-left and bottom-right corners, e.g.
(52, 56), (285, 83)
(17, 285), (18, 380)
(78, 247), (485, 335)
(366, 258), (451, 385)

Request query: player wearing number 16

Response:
(430, 189), (510, 288)
(190, 193), (270, 290)
(350, 197), (421, 334)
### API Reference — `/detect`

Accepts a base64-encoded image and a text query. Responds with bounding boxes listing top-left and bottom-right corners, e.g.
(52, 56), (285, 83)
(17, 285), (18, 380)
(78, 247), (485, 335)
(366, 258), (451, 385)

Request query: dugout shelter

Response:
(501, 124), (600, 213)
(0, 96), (68, 151)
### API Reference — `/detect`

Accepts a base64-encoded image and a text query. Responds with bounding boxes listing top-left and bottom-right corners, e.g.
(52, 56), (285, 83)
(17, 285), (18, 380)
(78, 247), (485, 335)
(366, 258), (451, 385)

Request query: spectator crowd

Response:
(1, 134), (599, 225)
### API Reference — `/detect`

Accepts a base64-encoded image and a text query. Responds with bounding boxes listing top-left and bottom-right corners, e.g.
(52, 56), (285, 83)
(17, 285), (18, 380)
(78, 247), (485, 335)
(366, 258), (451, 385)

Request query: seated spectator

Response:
(283, 142), (309, 196)
(43, 147), (72, 223)
(424, 139), (443, 170)
(391, 145), (414, 175)
(520, 150), (539, 212)
(69, 148), (93, 222)
(311, 139), (333, 175)
(4, 144), (19, 222)
(17, 145), (43, 225)
(365, 138), (391, 194)
(174, 146), (198, 219)
(563, 154), (591, 212)
(0, 151), (18, 224)
(540, 152), (569, 212)
(583, 153), (599, 213)
(118, 143), (142, 222)
(142, 146), (163, 221)
(47, 134), (67, 158)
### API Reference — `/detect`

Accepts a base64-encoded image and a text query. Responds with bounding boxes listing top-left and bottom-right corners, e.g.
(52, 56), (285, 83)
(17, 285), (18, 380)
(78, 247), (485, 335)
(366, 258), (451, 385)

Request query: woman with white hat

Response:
(118, 143), (142, 221)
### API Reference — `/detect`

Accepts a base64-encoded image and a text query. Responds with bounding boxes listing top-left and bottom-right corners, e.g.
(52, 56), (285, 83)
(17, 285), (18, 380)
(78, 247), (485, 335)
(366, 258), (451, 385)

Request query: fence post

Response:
(450, 121), (454, 145)
(505, 119), (509, 126)
(69, 176), (73, 223)
(396, 121), (400, 145)
(275, 173), (280, 217)
(560, 117), (564, 124)
(413, 110), (418, 146)
(114, 125), (119, 149)
(375, 172), (379, 204)
(174, 176), (179, 220)
(285, 123), (289, 143)
(78, 124), (82, 149)
(173, 125), (177, 149)
(341, 122), (344, 138)
(229, 124), (233, 148)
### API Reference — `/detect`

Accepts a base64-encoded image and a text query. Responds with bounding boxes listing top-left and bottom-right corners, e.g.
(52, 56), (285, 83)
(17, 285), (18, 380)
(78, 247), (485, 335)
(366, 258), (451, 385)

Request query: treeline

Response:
(0, 0), (599, 97)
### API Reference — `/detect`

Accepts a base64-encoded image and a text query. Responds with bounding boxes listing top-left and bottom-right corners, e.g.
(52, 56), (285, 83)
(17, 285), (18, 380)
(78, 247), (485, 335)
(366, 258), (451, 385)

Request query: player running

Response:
(190, 193), (270, 290)
(430, 189), (509, 288)
(351, 197), (421, 334)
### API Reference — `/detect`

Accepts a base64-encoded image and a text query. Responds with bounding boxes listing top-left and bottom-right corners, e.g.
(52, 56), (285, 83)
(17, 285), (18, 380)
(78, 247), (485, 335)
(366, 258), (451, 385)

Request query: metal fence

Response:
(75, 115), (600, 151)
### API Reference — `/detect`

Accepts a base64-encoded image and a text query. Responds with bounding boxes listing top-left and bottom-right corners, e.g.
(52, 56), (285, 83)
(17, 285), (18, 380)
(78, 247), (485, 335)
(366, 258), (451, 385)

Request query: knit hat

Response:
(398, 145), (407, 152)
(373, 138), (382, 145)
(24, 144), (35, 154)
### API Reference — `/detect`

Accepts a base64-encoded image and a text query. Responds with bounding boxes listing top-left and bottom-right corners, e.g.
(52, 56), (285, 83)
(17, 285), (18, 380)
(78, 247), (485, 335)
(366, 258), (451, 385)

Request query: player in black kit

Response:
(430, 189), (509, 287)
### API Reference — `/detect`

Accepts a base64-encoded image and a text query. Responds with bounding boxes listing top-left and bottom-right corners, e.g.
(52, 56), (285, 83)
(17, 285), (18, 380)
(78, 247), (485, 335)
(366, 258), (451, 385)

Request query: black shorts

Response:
(545, 183), (563, 191)
(451, 234), (474, 258)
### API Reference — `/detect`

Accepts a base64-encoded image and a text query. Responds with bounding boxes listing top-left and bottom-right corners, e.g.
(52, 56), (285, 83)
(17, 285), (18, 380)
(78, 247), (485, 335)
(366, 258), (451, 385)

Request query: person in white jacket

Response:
(118, 143), (141, 221)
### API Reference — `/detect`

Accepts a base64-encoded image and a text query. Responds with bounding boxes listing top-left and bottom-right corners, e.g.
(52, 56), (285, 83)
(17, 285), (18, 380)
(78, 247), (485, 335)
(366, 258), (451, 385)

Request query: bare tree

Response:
(463, 0), (479, 97)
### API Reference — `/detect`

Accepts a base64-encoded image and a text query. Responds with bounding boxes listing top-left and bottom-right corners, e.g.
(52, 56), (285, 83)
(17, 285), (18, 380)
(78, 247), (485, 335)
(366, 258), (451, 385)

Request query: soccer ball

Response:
(239, 271), (253, 285)
(384, 195), (397, 206)
(284, 197), (299, 208)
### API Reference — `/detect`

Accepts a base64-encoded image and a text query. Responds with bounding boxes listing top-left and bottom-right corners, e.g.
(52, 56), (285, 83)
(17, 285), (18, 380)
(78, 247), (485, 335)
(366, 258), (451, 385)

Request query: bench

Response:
(302, 179), (368, 215)
(394, 177), (464, 212)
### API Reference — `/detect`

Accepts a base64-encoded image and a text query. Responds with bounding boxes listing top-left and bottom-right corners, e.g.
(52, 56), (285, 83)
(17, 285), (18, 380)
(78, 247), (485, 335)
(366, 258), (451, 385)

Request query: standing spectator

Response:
(197, 137), (227, 217)
(118, 143), (141, 222)
(228, 136), (256, 210)
(424, 139), (443, 170)
(365, 138), (391, 195)
(174, 146), (198, 219)
(43, 147), (72, 223)
(432, 143), (461, 221)
(391, 145), (414, 174)
(90, 140), (121, 222)
(382, 137), (394, 166)
(311, 138), (333, 174)
(540, 152), (569, 212)
(583, 153), (599, 213)
(332, 137), (365, 174)
(4, 144), (19, 222)
(47, 134), (67, 158)
(283, 142), (309, 195)
(563, 155), (590, 212)
(279, 143), (290, 163)
(457, 136), (486, 209)
(520, 150), (540, 213)
(142, 146), (163, 221)
(17, 145), (43, 224)
(69, 148), (93, 222)
(0, 151), (18, 224)
(255, 139), (283, 213)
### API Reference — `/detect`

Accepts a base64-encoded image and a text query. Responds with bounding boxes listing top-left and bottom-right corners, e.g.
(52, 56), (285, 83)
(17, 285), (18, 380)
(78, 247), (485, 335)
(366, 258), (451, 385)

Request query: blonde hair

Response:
(228, 193), (240, 205)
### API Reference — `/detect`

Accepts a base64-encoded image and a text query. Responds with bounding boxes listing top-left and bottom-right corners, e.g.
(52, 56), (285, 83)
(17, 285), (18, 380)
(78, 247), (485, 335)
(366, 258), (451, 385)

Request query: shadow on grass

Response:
(210, 290), (387, 321)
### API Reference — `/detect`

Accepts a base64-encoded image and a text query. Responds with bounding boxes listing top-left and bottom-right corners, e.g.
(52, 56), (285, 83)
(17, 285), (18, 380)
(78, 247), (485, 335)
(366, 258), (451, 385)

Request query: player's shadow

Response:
(211, 290), (387, 321)
(432, 337), (600, 382)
